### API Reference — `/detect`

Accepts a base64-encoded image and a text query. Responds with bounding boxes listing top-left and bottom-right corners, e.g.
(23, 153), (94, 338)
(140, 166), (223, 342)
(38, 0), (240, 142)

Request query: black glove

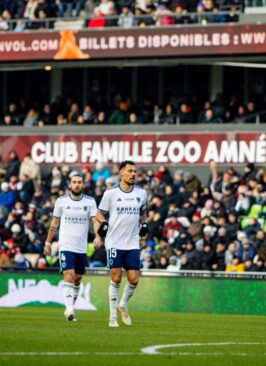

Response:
(97, 221), (108, 238)
(139, 223), (149, 238)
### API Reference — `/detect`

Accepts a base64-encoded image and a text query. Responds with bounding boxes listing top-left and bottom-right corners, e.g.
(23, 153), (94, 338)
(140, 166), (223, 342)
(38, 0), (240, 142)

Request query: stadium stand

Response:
(0, 155), (265, 271)
(1, 92), (266, 126)
(0, 0), (245, 31)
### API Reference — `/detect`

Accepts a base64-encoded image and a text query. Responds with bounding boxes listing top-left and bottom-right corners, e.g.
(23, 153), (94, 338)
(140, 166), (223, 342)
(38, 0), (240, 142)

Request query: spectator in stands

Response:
(201, 108), (223, 123)
(161, 104), (177, 124)
(92, 162), (110, 183)
(83, 105), (95, 124)
(0, 9), (11, 31)
(177, 102), (193, 124)
(154, 237), (173, 267)
(109, 102), (128, 124)
(19, 153), (41, 186)
(212, 242), (226, 271)
(153, 104), (163, 124)
(117, 4), (134, 28)
(56, 114), (67, 125)
(1, 115), (13, 126)
(225, 241), (238, 265)
(237, 238), (256, 263)
(0, 181), (15, 212)
(67, 103), (80, 124)
(23, 108), (38, 126)
(56, 0), (74, 17)
(17, 174), (35, 204)
(94, 111), (108, 124)
(225, 256), (244, 272)
(245, 101), (256, 123)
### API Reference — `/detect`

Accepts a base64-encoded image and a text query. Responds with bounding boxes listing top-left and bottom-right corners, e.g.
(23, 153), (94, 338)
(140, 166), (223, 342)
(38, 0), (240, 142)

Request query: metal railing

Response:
(230, 109), (266, 124)
(1, 266), (266, 279)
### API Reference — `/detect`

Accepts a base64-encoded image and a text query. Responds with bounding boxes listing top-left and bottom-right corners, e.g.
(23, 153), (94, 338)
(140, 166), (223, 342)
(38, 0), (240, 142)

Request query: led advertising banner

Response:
(0, 272), (265, 315)
(0, 24), (265, 61)
(0, 132), (265, 165)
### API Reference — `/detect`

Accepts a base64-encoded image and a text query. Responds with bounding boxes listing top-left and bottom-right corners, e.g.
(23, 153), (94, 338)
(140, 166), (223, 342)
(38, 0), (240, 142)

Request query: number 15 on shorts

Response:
(108, 248), (117, 258)
(107, 248), (117, 268)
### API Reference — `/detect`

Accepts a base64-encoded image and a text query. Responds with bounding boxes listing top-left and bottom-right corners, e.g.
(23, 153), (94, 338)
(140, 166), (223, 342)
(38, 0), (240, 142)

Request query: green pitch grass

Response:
(0, 308), (265, 366)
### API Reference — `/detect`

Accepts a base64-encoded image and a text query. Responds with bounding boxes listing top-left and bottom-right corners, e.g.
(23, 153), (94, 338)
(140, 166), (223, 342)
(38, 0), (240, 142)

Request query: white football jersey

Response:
(98, 184), (147, 250)
(53, 194), (97, 253)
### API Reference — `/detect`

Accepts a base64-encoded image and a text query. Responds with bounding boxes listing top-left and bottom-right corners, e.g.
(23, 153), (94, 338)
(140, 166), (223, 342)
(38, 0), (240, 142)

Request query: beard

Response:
(70, 188), (83, 196)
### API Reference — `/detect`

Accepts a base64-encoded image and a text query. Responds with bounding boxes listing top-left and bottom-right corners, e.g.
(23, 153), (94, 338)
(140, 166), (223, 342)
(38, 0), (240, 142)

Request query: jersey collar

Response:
(69, 193), (84, 201)
(119, 184), (134, 193)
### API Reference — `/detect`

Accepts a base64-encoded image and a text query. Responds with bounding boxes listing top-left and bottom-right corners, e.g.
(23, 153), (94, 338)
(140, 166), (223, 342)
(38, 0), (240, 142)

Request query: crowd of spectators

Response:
(0, 0), (244, 31)
(0, 151), (265, 272)
(1, 92), (266, 126)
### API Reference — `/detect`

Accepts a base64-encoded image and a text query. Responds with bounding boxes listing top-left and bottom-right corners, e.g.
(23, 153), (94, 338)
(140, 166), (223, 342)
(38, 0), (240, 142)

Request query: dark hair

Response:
(70, 174), (84, 182)
(119, 160), (135, 170)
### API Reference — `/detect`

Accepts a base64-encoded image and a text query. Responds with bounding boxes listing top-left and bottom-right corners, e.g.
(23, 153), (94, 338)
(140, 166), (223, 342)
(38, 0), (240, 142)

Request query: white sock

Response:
(119, 282), (137, 308)
(109, 281), (120, 319)
(63, 282), (75, 311)
(73, 285), (80, 305)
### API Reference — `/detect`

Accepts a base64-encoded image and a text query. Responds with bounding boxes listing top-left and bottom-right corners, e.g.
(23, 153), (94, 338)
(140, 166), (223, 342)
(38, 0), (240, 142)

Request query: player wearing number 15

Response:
(93, 160), (148, 327)
(44, 174), (98, 321)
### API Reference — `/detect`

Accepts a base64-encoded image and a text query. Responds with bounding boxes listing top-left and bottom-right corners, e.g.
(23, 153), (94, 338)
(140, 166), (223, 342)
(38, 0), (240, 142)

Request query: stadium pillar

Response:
(209, 65), (224, 101)
(2, 72), (7, 111)
(82, 68), (88, 107)
(158, 67), (164, 105)
(132, 67), (138, 104)
(244, 68), (249, 104)
(107, 67), (111, 106)
(50, 69), (62, 103)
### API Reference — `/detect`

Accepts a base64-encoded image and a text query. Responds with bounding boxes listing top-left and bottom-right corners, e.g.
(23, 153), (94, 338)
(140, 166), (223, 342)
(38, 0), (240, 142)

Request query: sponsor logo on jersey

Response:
(116, 206), (140, 215)
(66, 206), (71, 209)
(117, 198), (122, 201)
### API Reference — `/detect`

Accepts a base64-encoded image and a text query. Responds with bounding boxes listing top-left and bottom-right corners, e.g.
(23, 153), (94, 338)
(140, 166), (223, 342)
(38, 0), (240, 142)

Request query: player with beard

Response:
(94, 161), (148, 327)
(44, 174), (97, 321)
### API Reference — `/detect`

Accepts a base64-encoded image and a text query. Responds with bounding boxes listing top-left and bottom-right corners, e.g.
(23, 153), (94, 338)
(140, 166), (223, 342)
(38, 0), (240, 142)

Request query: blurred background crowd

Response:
(0, 0), (245, 31)
(1, 92), (266, 126)
(0, 150), (265, 272)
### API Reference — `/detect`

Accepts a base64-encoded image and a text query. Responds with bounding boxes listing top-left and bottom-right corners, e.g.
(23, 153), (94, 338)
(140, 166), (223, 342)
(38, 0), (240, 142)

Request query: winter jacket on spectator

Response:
(197, 244), (214, 270)
(5, 151), (20, 180)
(0, 187), (16, 212)
(19, 155), (40, 184)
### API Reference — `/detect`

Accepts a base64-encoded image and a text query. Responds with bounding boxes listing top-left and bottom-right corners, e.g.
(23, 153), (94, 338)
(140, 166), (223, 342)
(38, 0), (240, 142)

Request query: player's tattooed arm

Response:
(44, 217), (60, 255)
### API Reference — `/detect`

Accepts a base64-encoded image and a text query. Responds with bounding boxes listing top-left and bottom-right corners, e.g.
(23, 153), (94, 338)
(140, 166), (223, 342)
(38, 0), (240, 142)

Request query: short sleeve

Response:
(98, 190), (111, 213)
(89, 198), (97, 218)
(53, 198), (62, 218)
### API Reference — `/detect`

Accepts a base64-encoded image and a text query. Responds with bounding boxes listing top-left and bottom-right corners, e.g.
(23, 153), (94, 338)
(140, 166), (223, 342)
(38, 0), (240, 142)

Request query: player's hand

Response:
(44, 243), (51, 256)
(93, 236), (103, 249)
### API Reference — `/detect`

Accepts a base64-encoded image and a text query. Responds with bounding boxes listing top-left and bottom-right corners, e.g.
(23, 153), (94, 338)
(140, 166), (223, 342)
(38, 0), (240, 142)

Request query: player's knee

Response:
(74, 277), (82, 286)
(129, 279), (139, 286)
(112, 277), (121, 285)
(64, 272), (75, 283)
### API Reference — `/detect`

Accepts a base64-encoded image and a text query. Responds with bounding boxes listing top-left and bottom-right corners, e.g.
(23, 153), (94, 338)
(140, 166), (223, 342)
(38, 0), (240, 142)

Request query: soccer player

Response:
(44, 174), (97, 321)
(93, 160), (148, 327)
